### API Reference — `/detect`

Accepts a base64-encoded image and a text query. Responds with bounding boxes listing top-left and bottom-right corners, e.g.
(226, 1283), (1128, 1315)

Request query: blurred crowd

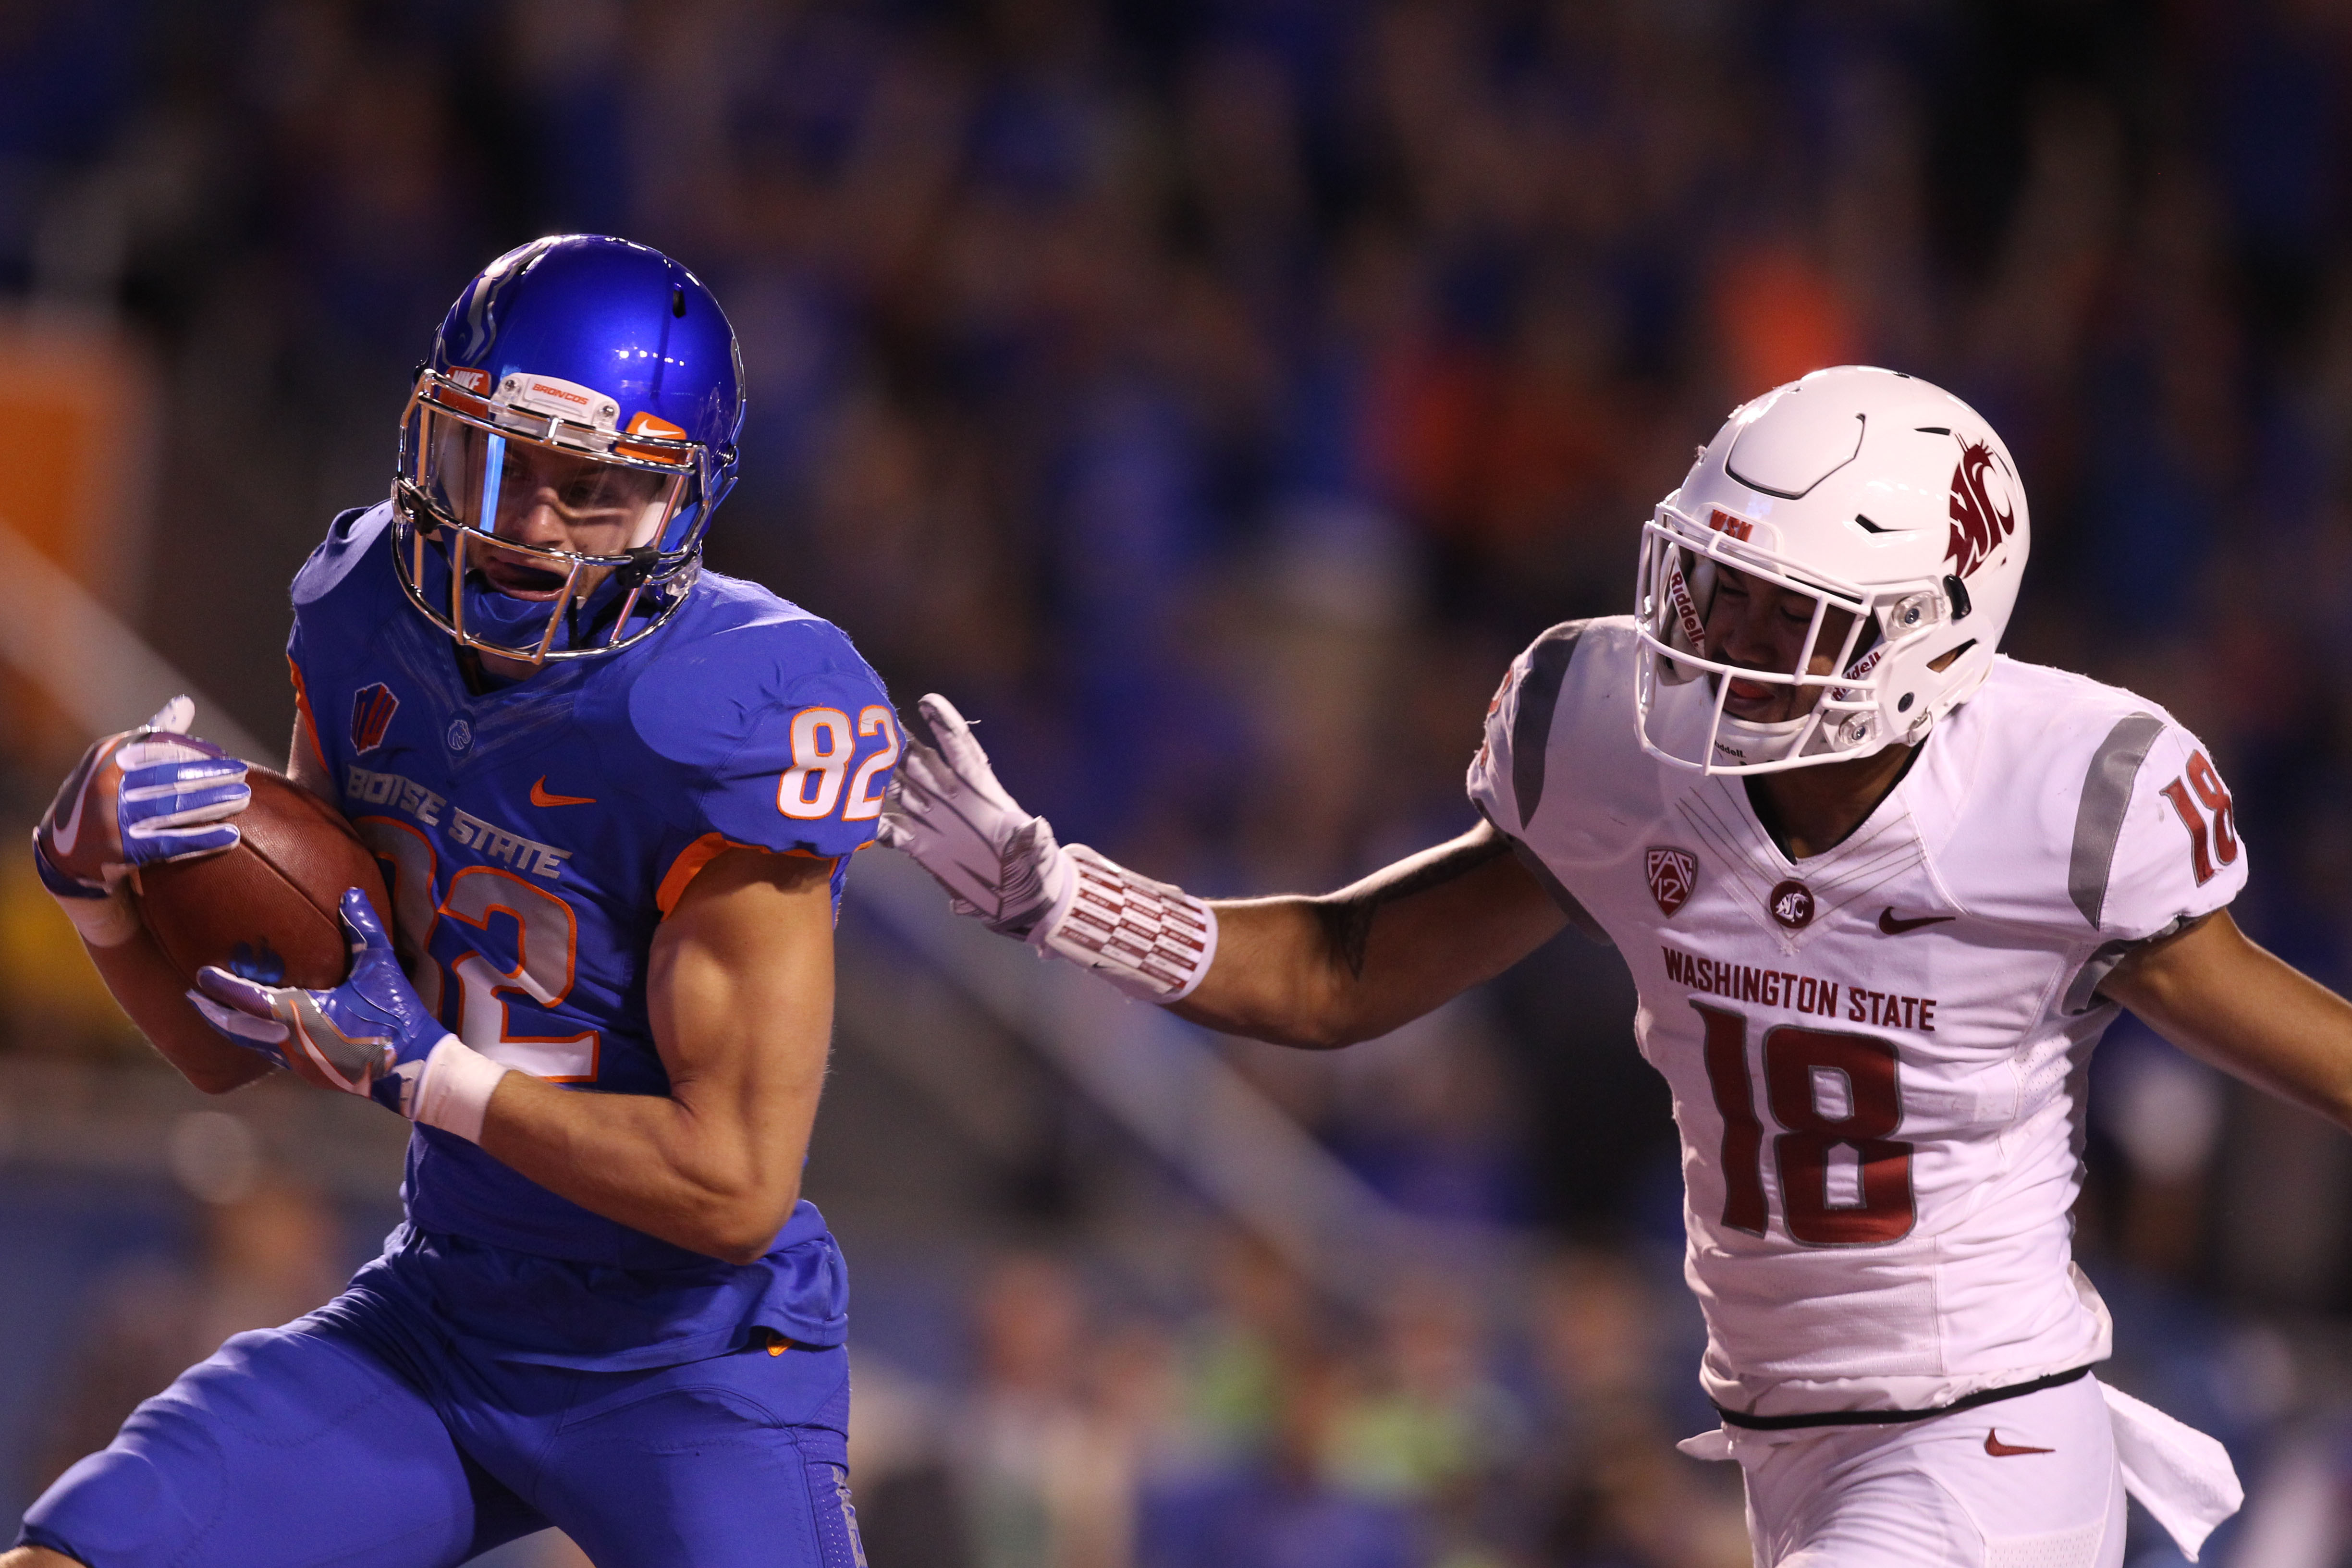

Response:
(840, 1237), (1746, 1568)
(10, 0), (2352, 1563)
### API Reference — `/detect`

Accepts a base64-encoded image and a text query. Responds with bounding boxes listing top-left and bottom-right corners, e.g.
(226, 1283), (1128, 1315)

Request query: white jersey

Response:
(1469, 618), (2247, 1419)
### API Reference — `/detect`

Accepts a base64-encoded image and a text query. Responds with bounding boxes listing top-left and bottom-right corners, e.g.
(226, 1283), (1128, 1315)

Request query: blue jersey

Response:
(285, 501), (899, 1367)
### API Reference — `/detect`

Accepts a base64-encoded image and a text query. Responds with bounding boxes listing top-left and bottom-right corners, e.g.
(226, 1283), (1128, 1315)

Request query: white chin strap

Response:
(1710, 712), (1813, 769)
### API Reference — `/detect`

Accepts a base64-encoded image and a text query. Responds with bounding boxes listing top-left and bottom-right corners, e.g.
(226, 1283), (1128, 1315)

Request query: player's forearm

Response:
(1169, 896), (1363, 1047)
(477, 1072), (817, 1263)
(2107, 912), (2352, 1130)
(473, 851), (840, 1264)
(83, 928), (273, 1094)
(1172, 827), (1569, 1048)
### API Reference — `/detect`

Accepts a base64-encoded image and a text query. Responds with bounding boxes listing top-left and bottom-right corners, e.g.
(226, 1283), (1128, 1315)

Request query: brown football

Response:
(135, 768), (392, 991)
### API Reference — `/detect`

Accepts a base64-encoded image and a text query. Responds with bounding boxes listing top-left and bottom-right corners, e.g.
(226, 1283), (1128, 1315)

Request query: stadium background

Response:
(2, 1), (2349, 1563)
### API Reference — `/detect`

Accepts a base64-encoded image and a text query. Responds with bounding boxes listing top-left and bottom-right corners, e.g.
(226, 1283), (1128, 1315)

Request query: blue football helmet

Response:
(392, 235), (746, 664)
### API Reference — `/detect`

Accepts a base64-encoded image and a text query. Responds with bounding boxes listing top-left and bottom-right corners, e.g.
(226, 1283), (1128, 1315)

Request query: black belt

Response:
(1715, 1364), (2093, 1431)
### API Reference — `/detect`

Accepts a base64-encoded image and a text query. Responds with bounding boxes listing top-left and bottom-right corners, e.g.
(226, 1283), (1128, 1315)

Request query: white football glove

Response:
(879, 694), (1218, 1003)
(878, 693), (1071, 937)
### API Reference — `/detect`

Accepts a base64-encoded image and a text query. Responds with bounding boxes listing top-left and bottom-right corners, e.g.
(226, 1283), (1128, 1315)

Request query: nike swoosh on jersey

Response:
(529, 777), (597, 808)
(1878, 907), (1957, 935)
(1984, 1430), (2055, 1457)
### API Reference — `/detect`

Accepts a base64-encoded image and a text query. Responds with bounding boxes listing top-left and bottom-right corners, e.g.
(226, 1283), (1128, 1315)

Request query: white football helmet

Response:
(1633, 366), (2029, 774)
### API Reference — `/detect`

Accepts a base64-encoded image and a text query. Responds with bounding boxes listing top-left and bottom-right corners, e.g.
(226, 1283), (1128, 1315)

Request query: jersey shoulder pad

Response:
(1468, 616), (1640, 837)
(630, 579), (899, 859)
(291, 501), (394, 610)
(1930, 658), (2244, 943)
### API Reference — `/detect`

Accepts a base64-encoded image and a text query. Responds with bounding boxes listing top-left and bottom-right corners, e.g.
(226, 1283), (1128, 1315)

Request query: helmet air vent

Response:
(673, 285), (686, 318)
(1944, 574), (1972, 620)
(1915, 426), (1950, 435)
(1853, 514), (1889, 534)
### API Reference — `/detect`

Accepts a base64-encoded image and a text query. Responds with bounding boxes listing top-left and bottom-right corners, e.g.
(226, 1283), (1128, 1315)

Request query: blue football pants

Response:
(17, 1308), (866, 1568)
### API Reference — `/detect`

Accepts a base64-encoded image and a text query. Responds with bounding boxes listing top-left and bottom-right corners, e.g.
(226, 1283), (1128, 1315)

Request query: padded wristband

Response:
(1033, 843), (1219, 1003)
(409, 1036), (511, 1143)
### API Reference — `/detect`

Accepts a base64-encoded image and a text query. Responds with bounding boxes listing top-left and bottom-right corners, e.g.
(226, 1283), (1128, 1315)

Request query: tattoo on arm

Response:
(1309, 831), (1515, 980)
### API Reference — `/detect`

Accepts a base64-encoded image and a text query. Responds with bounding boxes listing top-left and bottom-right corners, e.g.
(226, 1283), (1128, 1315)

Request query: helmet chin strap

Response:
(1711, 711), (1815, 768)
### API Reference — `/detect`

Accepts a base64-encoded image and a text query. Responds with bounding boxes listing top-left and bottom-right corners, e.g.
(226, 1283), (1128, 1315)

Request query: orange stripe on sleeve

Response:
(655, 834), (841, 919)
(287, 656), (330, 777)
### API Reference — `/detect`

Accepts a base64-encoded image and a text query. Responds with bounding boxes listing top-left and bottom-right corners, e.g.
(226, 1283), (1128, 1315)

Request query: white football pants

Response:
(1681, 1373), (2235, 1568)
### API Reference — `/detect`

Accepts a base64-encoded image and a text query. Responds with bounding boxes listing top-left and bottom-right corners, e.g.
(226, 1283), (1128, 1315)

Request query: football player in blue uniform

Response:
(17, 235), (896, 1568)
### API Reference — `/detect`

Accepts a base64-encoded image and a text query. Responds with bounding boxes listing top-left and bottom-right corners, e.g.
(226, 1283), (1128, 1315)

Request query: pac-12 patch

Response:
(350, 683), (399, 755)
(1647, 847), (1697, 918)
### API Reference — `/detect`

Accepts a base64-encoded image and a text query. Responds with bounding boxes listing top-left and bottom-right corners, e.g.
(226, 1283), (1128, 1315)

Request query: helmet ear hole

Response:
(1929, 638), (1977, 674)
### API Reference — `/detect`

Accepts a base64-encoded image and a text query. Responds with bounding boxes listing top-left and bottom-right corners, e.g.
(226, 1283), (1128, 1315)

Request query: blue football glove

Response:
(35, 694), (250, 899)
(190, 888), (457, 1115)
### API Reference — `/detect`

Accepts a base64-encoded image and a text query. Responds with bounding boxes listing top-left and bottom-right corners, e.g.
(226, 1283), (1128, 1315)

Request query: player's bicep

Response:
(1308, 821), (1556, 974)
(2103, 908), (2352, 1128)
(646, 847), (837, 1120)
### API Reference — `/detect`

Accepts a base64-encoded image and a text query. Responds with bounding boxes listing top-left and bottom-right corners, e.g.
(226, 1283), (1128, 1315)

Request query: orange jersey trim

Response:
(287, 656), (330, 779)
(654, 832), (839, 919)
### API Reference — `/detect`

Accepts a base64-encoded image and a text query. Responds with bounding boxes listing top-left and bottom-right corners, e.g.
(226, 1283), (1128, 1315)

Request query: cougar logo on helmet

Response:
(1945, 441), (2017, 580)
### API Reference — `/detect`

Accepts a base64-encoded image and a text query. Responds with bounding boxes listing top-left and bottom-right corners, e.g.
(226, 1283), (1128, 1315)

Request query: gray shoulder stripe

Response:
(2069, 712), (2166, 929)
(1510, 621), (1587, 830)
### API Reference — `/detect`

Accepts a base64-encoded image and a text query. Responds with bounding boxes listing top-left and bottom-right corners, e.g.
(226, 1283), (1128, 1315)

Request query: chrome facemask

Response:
(391, 368), (719, 664)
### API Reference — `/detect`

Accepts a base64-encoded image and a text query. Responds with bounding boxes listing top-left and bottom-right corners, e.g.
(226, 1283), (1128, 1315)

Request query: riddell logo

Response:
(1945, 441), (2018, 579)
(350, 683), (399, 755)
(1832, 642), (1887, 704)
(1708, 507), (1755, 541)
(1647, 847), (1697, 918)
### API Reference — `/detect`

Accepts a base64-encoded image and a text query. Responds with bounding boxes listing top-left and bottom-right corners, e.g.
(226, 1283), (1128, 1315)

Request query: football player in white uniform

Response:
(879, 367), (2343, 1566)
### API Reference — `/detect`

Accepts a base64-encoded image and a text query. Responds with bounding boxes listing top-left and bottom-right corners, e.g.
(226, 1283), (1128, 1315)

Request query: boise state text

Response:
(288, 500), (898, 1354)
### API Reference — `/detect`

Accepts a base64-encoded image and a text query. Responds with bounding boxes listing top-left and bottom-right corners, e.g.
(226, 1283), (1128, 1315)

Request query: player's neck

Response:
(1744, 742), (1922, 862)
